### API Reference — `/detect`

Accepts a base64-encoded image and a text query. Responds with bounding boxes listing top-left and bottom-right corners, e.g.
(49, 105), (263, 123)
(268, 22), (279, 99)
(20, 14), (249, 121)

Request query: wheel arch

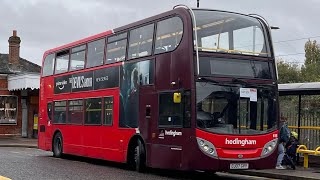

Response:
(126, 134), (146, 163)
(52, 129), (63, 152)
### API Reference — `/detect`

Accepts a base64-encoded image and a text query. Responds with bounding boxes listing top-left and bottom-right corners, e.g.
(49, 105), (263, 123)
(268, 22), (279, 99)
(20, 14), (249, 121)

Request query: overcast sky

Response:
(0, 0), (319, 66)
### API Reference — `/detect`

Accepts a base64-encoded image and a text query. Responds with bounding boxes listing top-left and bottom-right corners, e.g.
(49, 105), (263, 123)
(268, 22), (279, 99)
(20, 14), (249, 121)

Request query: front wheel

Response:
(53, 132), (63, 158)
(134, 140), (146, 172)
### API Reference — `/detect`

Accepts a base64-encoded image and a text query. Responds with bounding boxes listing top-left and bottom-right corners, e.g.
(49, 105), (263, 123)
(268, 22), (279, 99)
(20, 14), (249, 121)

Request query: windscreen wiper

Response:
(198, 77), (220, 84)
(232, 78), (248, 85)
(232, 78), (274, 89)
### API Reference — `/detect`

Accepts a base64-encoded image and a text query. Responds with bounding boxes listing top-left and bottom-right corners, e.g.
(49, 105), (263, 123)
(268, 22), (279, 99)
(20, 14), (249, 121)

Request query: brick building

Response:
(0, 30), (40, 137)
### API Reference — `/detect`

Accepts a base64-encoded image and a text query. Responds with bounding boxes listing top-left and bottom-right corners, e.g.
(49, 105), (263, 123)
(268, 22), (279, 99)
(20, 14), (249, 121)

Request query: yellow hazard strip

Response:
(289, 126), (320, 130)
(0, 176), (11, 180)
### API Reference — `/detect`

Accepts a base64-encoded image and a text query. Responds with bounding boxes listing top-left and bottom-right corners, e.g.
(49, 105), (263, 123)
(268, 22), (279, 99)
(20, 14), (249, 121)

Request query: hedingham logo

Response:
(165, 130), (182, 137)
(225, 138), (256, 146)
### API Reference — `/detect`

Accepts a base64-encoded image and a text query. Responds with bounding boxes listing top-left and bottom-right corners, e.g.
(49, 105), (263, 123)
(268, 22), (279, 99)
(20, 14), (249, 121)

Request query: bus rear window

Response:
(199, 57), (272, 79)
(42, 54), (55, 77)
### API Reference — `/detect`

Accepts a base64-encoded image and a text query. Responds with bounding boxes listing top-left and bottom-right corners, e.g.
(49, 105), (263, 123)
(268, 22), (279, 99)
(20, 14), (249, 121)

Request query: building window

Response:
(53, 101), (67, 124)
(86, 39), (105, 68)
(128, 24), (154, 59)
(42, 54), (55, 77)
(155, 17), (183, 54)
(70, 45), (86, 71)
(158, 93), (183, 127)
(68, 99), (83, 124)
(104, 97), (113, 125)
(0, 96), (18, 124)
(55, 50), (70, 74)
(106, 33), (127, 64)
(85, 98), (102, 125)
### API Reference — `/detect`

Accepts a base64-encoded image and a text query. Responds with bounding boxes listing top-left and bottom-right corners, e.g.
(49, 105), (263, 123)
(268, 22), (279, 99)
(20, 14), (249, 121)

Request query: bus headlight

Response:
(196, 137), (218, 158)
(261, 138), (278, 157)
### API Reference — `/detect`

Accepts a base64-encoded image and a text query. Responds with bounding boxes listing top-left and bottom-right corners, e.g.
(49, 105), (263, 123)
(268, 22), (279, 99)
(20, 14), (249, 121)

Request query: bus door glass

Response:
(148, 91), (191, 169)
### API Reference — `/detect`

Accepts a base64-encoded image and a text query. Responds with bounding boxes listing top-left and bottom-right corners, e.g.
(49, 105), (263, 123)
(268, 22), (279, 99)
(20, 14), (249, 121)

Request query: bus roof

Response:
(42, 7), (188, 60)
(43, 30), (113, 56)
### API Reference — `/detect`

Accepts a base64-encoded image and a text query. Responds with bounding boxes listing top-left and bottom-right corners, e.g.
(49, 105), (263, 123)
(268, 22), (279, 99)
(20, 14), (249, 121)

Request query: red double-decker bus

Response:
(38, 5), (279, 172)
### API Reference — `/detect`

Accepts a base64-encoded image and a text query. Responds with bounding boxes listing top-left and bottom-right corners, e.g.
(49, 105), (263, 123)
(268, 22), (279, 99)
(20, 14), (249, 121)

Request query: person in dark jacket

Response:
(285, 131), (299, 162)
(276, 116), (290, 169)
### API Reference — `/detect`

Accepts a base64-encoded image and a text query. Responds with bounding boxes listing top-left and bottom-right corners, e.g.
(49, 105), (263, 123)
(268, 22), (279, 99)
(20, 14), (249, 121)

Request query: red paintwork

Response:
(196, 128), (279, 159)
(39, 70), (137, 162)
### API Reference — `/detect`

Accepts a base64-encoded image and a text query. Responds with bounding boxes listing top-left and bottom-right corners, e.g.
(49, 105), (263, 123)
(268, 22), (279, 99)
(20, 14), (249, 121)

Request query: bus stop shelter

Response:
(279, 82), (320, 150)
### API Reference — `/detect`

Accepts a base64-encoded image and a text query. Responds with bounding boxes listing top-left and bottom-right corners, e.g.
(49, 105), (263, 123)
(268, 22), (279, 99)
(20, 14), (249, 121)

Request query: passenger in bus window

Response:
(59, 112), (66, 123)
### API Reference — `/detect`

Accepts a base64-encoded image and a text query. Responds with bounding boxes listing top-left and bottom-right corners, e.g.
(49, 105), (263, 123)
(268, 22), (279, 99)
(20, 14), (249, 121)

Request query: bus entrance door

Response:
(147, 92), (185, 169)
(38, 100), (53, 151)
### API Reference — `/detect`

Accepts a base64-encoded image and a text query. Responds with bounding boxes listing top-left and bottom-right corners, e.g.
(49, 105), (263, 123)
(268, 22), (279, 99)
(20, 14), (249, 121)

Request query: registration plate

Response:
(230, 163), (249, 170)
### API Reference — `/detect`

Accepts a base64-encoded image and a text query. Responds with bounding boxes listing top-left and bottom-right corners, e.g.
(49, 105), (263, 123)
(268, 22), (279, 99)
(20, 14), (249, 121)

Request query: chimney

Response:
(8, 30), (21, 64)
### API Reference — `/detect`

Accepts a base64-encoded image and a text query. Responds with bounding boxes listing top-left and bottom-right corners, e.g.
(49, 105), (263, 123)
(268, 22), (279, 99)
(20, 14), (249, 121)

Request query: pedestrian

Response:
(285, 131), (299, 163)
(276, 116), (290, 170)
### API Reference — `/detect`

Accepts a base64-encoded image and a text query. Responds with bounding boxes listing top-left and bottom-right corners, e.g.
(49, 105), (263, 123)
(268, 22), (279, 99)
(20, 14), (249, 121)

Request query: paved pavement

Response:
(230, 167), (320, 180)
(0, 136), (37, 148)
(0, 147), (275, 180)
(0, 136), (319, 180)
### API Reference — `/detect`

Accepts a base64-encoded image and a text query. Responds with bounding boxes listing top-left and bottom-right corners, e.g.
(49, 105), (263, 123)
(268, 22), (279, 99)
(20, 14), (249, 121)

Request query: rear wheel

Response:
(134, 140), (146, 172)
(53, 132), (63, 158)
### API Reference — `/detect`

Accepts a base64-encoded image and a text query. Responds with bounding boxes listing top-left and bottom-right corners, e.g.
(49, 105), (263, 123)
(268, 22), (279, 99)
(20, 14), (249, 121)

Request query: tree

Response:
(304, 40), (320, 65)
(301, 40), (320, 82)
(277, 60), (302, 84)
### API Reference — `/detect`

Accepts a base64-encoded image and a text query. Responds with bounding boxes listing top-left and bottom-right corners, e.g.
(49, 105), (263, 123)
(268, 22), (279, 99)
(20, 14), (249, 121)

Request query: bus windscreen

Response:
(193, 10), (270, 57)
(196, 82), (277, 135)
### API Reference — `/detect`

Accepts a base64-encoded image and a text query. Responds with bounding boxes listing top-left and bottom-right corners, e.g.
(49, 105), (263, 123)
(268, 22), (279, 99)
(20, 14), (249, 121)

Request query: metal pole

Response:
(297, 94), (301, 163)
(197, 0), (199, 8)
(298, 95), (301, 142)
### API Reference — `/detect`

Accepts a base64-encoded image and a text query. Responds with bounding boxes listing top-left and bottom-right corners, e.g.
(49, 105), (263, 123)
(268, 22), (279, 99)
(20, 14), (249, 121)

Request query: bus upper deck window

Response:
(106, 33), (127, 64)
(87, 39), (105, 68)
(54, 50), (70, 74)
(70, 45), (86, 71)
(155, 17), (183, 54)
(128, 24), (154, 59)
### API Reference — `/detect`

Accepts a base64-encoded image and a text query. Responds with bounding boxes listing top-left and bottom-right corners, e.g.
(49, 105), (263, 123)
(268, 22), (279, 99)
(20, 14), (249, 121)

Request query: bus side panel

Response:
(101, 92), (131, 163)
(62, 125), (84, 157)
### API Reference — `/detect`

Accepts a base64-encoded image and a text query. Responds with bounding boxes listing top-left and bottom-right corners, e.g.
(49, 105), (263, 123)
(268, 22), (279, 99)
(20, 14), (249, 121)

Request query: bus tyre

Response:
(134, 140), (146, 172)
(53, 132), (63, 158)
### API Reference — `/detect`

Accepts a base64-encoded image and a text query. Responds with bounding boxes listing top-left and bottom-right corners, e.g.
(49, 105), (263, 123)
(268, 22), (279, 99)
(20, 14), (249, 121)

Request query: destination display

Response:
(54, 66), (119, 94)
